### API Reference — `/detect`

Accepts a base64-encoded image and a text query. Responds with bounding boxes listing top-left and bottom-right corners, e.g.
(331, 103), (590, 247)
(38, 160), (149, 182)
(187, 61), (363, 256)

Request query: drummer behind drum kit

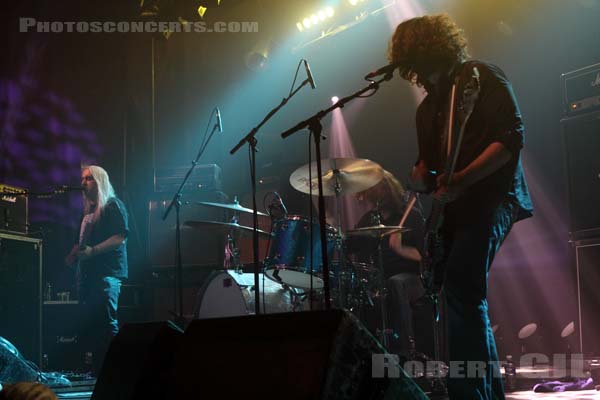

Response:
(185, 157), (410, 343)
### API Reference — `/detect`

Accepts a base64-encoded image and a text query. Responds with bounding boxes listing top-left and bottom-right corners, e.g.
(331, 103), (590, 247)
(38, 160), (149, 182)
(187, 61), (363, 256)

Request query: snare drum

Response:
(265, 215), (337, 289)
(194, 271), (248, 319)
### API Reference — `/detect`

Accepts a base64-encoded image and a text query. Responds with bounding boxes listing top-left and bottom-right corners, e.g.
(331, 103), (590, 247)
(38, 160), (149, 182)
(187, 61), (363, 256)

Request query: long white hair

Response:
(82, 165), (116, 221)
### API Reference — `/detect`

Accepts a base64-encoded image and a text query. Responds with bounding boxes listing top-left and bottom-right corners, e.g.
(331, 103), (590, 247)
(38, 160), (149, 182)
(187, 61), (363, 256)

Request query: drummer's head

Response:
(357, 170), (405, 211)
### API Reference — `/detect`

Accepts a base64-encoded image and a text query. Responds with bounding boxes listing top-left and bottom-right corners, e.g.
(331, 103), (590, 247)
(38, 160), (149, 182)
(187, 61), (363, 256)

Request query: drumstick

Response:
(399, 193), (417, 228)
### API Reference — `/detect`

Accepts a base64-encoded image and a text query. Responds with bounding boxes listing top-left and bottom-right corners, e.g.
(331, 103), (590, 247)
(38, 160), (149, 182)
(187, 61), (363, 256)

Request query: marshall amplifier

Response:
(561, 110), (600, 237)
(572, 238), (600, 355)
(0, 232), (43, 366)
(562, 62), (600, 116)
(0, 183), (28, 234)
(147, 191), (228, 268)
(155, 164), (222, 193)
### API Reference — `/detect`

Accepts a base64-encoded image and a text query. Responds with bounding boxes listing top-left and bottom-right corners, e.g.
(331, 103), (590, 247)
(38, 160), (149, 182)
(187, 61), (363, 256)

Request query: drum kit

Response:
(185, 157), (410, 345)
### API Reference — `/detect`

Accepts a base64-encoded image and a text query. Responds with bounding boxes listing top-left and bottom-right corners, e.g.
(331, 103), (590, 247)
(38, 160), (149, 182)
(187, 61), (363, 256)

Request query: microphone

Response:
(215, 108), (223, 133)
(55, 185), (84, 194)
(364, 62), (398, 80)
(303, 59), (316, 89)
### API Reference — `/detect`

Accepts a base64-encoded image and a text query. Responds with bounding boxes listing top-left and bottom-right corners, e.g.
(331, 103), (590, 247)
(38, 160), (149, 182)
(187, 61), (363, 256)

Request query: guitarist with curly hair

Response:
(388, 14), (533, 399)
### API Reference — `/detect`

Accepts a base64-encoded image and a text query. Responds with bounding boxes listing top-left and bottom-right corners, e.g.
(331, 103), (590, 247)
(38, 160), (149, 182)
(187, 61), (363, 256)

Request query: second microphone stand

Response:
(162, 117), (220, 329)
(230, 76), (313, 315)
(280, 73), (393, 310)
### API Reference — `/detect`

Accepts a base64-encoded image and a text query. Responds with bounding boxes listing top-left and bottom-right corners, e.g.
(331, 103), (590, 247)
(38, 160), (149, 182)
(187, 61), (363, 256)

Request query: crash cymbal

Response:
(184, 220), (272, 237)
(345, 224), (411, 238)
(289, 157), (383, 196)
(197, 200), (268, 217)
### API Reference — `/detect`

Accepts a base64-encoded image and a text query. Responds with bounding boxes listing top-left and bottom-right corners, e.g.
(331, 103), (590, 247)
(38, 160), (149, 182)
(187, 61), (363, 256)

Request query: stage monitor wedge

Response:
(175, 309), (427, 400)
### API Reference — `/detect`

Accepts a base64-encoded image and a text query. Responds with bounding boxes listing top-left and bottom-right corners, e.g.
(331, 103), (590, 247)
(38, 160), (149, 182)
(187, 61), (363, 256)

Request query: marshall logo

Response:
(56, 335), (78, 344)
(1, 195), (17, 203)
(592, 72), (600, 88)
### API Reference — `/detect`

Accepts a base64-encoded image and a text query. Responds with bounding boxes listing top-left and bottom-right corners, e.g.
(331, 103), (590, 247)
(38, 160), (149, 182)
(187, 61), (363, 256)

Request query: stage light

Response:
(295, 5), (337, 32)
(245, 38), (272, 71)
(517, 322), (538, 356)
(560, 321), (575, 339)
(331, 96), (339, 104)
(197, 5), (207, 17)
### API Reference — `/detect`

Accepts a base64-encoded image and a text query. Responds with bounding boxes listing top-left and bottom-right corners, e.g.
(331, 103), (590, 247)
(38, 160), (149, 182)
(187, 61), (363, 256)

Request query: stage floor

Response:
(55, 389), (599, 400)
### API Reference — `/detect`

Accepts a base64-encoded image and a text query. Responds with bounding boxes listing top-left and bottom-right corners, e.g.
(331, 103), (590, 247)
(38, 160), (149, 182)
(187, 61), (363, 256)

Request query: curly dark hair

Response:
(388, 14), (469, 85)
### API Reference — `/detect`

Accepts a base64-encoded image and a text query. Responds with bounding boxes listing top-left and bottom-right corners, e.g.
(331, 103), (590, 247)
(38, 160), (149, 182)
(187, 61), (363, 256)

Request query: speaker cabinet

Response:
(93, 311), (427, 400)
(42, 302), (83, 371)
(91, 321), (184, 400)
(562, 111), (600, 237)
(0, 232), (43, 366)
(147, 191), (227, 268)
(575, 239), (600, 355)
(174, 310), (427, 400)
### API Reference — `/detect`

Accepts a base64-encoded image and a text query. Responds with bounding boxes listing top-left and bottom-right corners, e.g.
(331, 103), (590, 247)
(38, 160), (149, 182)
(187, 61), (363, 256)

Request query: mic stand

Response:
(280, 73), (393, 311)
(230, 78), (312, 315)
(163, 121), (220, 329)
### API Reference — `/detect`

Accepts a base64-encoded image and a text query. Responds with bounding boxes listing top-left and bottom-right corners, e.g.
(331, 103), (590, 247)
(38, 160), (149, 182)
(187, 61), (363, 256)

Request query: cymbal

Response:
(197, 201), (268, 217)
(184, 220), (272, 237)
(345, 224), (411, 238)
(289, 157), (383, 196)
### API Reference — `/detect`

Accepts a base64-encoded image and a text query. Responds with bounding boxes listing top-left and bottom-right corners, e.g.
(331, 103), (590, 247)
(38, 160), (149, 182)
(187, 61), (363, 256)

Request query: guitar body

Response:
(415, 66), (481, 393)
(419, 65), (481, 297)
(421, 200), (446, 296)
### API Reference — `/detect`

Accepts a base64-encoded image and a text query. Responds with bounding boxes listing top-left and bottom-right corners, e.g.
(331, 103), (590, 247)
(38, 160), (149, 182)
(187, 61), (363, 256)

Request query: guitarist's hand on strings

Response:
(433, 171), (465, 202)
(65, 244), (80, 267)
(77, 245), (96, 261)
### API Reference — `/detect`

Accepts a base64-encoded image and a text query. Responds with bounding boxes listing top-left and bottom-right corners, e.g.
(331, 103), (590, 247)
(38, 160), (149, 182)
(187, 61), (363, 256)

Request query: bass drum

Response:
(229, 271), (295, 314)
(194, 271), (248, 319)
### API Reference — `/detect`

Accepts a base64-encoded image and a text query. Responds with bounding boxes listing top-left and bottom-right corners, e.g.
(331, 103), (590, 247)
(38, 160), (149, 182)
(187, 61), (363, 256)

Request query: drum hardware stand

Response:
(230, 63), (314, 314)
(223, 213), (242, 273)
(332, 168), (349, 309)
(372, 211), (392, 349)
(162, 110), (221, 329)
(281, 73), (393, 310)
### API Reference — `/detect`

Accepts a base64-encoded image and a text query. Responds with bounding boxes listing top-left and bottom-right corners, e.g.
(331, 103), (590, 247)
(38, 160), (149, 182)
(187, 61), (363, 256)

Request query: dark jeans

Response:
(442, 203), (517, 400)
(386, 273), (426, 359)
(79, 276), (121, 374)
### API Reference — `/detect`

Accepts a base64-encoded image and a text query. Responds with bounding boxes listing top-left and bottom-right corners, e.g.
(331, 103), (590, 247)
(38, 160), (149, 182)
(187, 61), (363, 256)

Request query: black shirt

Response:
(80, 197), (129, 280)
(416, 61), (533, 224)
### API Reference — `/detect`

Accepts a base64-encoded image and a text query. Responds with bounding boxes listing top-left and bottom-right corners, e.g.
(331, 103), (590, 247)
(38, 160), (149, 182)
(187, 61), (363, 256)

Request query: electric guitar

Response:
(420, 65), (481, 299)
(417, 65), (481, 394)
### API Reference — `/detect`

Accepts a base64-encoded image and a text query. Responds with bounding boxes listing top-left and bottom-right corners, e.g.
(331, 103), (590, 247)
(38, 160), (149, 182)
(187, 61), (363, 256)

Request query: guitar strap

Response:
(444, 83), (458, 161)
